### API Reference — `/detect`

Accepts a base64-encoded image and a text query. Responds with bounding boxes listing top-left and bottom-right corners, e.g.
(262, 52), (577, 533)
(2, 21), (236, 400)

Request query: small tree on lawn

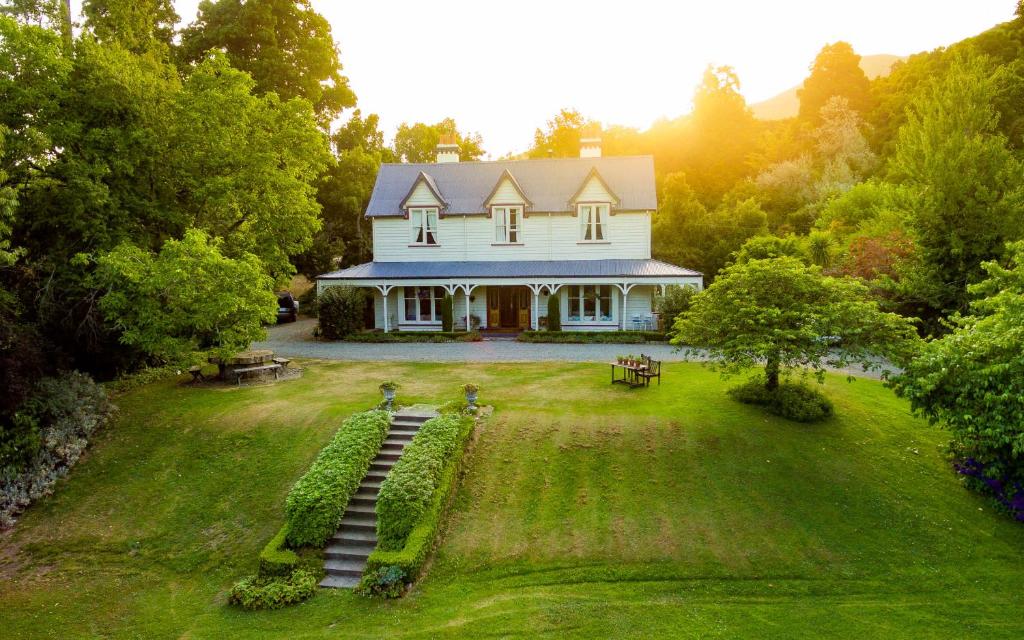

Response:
(441, 292), (454, 332)
(890, 241), (1024, 518)
(97, 229), (277, 363)
(673, 256), (918, 393)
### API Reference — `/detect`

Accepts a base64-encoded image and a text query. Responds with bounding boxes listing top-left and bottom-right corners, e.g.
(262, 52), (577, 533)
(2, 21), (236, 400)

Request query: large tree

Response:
(527, 108), (594, 158)
(891, 241), (1024, 503)
(97, 229), (276, 363)
(81, 0), (178, 53)
(673, 256), (918, 391)
(888, 54), (1024, 326)
(798, 41), (872, 123)
(393, 117), (483, 163)
(179, 0), (355, 124)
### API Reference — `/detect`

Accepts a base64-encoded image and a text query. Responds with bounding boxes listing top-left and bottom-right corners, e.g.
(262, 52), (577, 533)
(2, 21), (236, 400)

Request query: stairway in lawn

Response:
(320, 409), (436, 588)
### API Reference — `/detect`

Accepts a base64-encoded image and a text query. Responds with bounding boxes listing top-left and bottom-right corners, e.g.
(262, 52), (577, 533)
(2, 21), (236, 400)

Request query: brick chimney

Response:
(435, 133), (460, 163)
(579, 124), (602, 158)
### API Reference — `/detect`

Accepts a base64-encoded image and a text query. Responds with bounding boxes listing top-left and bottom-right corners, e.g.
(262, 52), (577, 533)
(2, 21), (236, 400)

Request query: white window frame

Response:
(578, 203), (609, 242)
(566, 285), (615, 324)
(409, 207), (439, 246)
(402, 286), (445, 324)
(493, 205), (522, 244)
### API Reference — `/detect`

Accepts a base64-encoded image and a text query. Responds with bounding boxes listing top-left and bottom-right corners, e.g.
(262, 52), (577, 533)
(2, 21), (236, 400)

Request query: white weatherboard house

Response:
(316, 135), (703, 332)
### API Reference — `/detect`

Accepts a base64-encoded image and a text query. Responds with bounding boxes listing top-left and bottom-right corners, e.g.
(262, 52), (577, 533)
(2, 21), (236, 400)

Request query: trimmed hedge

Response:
(365, 413), (474, 581)
(284, 409), (391, 547)
(344, 331), (482, 343)
(258, 523), (299, 578)
(518, 330), (668, 344)
(228, 569), (319, 610)
(546, 294), (561, 331)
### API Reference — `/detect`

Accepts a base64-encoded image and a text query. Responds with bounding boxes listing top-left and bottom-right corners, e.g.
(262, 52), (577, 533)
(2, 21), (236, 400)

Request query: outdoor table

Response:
(609, 362), (648, 388)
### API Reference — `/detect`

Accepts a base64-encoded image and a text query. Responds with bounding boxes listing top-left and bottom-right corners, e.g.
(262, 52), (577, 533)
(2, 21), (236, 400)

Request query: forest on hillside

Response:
(2, 1), (1024, 504)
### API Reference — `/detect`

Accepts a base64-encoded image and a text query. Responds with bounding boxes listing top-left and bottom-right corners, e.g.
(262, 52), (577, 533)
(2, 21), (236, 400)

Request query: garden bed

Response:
(517, 330), (669, 344)
(343, 331), (482, 343)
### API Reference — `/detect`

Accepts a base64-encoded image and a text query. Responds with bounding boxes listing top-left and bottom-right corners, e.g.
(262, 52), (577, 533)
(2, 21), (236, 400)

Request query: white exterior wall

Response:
(372, 211), (651, 262)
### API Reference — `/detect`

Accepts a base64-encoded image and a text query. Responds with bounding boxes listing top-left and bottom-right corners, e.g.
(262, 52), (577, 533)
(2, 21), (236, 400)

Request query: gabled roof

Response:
(569, 167), (621, 206)
(482, 169), (533, 208)
(398, 171), (447, 210)
(366, 155), (656, 218)
(318, 259), (701, 280)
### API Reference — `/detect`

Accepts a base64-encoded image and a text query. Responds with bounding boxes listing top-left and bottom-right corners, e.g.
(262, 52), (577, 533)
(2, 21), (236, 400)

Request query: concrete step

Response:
(392, 413), (431, 424)
(344, 504), (376, 516)
(380, 443), (405, 454)
(360, 479), (383, 490)
(370, 460), (394, 471)
(320, 574), (360, 589)
(324, 558), (367, 577)
(325, 543), (372, 560)
(375, 451), (401, 462)
(332, 529), (376, 543)
(355, 486), (379, 499)
(339, 515), (376, 531)
(364, 469), (388, 481)
(349, 495), (376, 508)
(382, 436), (410, 446)
(388, 429), (417, 439)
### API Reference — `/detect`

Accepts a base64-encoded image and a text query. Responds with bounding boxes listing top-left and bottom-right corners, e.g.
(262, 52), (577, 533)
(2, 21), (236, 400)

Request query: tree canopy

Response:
(179, 0), (356, 124)
(393, 117), (484, 163)
(798, 41), (872, 122)
(673, 256), (919, 391)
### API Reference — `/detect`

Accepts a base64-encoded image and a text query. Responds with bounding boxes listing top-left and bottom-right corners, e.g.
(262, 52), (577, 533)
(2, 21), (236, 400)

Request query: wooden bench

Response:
(232, 363), (281, 385)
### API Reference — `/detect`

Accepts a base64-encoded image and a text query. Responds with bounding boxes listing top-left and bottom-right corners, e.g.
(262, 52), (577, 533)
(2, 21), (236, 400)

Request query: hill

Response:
(2, 361), (1022, 638)
(751, 54), (905, 120)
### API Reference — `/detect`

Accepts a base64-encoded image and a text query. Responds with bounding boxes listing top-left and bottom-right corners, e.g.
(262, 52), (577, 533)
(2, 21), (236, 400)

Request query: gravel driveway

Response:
(256, 319), (896, 380)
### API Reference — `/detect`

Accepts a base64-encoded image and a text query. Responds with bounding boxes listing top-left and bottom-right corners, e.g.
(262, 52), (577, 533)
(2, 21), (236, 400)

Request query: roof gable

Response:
(366, 156), (656, 218)
(398, 171), (446, 210)
(569, 167), (621, 207)
(483, 169), (533, 209)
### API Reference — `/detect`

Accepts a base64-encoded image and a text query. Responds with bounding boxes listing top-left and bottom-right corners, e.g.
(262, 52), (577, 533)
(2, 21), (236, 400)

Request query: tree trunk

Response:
(765, 354), (781, 392)
(61, 0), (72, 50)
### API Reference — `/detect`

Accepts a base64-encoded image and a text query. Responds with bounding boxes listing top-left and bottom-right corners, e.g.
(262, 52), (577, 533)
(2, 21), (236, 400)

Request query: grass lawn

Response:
(1, 361), (1022, 638)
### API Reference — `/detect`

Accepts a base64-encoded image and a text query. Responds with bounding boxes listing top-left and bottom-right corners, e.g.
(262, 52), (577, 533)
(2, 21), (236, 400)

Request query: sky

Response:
(74, 1), (1019, 157)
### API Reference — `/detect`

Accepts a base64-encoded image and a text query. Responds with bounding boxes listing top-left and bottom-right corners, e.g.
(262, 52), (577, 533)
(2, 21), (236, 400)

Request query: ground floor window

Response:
(403, 286), (445, 322)
(567, 285), (613, 322)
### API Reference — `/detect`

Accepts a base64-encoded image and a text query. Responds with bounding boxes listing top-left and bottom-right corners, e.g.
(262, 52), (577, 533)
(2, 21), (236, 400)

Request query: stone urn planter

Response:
(379, 381), (398, 410)
(462, 384), (479, 410)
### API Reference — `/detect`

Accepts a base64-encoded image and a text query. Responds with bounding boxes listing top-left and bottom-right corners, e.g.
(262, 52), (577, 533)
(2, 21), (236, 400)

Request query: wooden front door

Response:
(487, 287), (531, 329)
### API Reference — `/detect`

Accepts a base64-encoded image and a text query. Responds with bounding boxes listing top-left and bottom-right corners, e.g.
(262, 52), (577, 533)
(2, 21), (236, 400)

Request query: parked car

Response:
(277, 292), (299, 323)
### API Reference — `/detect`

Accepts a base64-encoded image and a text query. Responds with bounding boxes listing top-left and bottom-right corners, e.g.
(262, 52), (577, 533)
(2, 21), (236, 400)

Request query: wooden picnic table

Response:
(209, 350), (277, 381)
(609, 362), (648, 388)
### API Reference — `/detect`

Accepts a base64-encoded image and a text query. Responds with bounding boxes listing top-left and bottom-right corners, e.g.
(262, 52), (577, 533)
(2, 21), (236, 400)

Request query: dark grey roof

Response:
(366, 156), (657, 217)
(318, 259), (701, 280)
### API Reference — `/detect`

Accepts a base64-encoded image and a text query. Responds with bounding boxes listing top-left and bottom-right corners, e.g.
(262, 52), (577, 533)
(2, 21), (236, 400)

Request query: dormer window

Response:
(579, 204), (609, 242)
(493, 206), (522, 244)
(409, 207), (439, 245)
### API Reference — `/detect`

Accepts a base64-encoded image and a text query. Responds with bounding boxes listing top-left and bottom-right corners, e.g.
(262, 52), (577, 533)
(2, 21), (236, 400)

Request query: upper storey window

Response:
(578, 204), (609, 241)
(409, 207), (438, 245)
(493, 206), (522, 244)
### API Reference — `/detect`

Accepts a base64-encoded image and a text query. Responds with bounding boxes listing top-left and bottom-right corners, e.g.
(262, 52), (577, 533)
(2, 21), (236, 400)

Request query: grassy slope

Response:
(1, 362), (1022, 638)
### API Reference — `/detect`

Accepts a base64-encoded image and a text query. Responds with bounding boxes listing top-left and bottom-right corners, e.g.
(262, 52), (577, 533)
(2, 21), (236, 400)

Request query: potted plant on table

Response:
(462, 383), (479, 410)
(616, 355), (625, 365)
(379, 381), (398, 410)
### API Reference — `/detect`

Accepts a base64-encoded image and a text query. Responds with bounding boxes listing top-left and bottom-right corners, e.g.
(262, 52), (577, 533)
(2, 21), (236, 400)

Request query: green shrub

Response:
(729, 378), (834, 423)
(2, 372), (117, 528)
(344, 331), (481, 343)
(284, 409), (391, 547)
(228, 569), (318, 610)
(376, 414), (469, 550)
(355, 565), (406, 598)
(318, 286), (369, 340)
(258, 523), (299, 578)
(441, 293), (453, 332)
(518, 330), (667, 344)
(297, 286), (318, 316)
(546, 294), (561, 331)
(366, 415), (474, 584)
(654, 285), (696, 331)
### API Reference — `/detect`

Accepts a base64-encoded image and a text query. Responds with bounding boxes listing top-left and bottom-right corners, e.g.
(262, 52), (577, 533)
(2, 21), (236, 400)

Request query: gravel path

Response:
(256, 319), (896, 380)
